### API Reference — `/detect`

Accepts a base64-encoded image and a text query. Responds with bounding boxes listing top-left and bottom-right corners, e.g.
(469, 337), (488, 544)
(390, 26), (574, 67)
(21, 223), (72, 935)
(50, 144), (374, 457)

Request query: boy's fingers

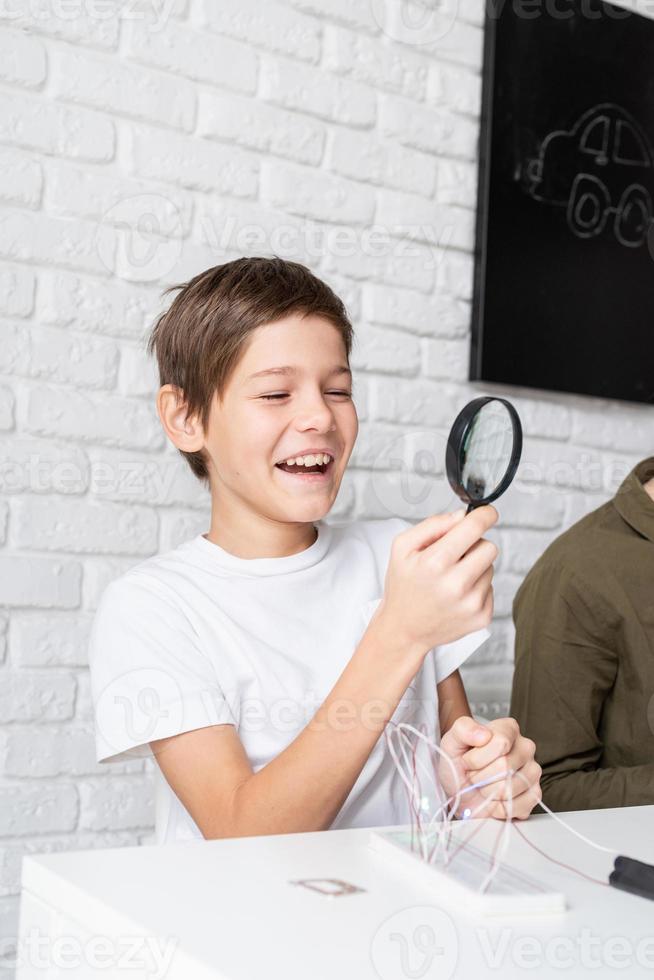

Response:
(427, 505), (499, 567)
(473, 797), (536, 821)
(468, 759), (542, 801)
(461, 718), (518, 770)
(454, 539), (498, 591)
(465, 773), (542, 820)
(442, 716), (492, 758)
(395, 508), (467, 556)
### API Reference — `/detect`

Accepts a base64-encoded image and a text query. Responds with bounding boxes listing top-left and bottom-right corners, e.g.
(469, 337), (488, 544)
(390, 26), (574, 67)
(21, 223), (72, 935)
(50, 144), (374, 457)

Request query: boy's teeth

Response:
(283, 453), (331, 466)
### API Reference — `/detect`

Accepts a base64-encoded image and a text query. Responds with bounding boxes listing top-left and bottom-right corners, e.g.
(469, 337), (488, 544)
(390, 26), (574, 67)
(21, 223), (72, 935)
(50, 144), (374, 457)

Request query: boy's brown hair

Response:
(147, 256), (354, 484)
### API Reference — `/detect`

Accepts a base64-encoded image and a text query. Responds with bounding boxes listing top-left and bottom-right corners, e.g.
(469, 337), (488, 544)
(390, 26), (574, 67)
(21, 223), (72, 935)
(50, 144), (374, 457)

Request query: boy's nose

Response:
(295, 398), (338, 431)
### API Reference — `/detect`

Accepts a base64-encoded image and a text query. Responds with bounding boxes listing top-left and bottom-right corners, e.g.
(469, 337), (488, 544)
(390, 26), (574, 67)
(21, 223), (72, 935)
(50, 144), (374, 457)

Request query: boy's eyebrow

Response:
(246, 365), (352, 380)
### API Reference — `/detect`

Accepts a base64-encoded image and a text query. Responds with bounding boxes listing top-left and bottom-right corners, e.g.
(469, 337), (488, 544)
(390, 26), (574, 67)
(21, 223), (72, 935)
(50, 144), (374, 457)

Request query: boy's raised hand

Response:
(375, 505), (499, 659)
(438, 716), (542, 820)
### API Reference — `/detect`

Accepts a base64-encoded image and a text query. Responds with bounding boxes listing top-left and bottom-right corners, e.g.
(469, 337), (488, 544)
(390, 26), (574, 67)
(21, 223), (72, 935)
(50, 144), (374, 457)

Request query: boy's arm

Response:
(437, 669), (471, 734)
(151, 616), (427, 838)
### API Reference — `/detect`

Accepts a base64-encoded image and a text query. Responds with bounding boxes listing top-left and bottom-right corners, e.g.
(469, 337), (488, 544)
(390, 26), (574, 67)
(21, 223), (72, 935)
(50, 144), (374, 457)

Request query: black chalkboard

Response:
(470, 0), (654, 405)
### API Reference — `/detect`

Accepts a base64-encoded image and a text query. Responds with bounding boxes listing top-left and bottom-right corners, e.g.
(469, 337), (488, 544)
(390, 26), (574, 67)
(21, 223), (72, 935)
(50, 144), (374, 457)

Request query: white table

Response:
(15, 806), (654, 979)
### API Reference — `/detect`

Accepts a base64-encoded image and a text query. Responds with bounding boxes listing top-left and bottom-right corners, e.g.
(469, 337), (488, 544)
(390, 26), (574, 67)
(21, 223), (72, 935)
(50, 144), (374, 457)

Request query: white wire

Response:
(438, 768), (515, 819)
(392, 722), (462, 814)
(385, 726), (433, 858)
(388, 726), (517, 871)
(440, 779), (509, 875)
(385, 725), (619, 896)
(395, 724), (448, 860)
(388, 722), (463, 824)
(388, 721), (517, 877)
(479, 767), (513, 892)
(390, 722), (457, 861)
(513, 768), (618, 856)
(386, 722), (464, 862)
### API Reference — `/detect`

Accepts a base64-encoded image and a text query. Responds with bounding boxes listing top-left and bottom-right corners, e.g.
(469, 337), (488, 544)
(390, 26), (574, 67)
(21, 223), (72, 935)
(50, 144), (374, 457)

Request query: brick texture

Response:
(0, 5), (649, 972)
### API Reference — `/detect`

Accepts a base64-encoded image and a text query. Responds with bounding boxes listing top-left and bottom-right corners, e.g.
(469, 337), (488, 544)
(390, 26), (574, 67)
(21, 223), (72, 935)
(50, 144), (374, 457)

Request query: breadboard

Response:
(369, 828), (566, 916)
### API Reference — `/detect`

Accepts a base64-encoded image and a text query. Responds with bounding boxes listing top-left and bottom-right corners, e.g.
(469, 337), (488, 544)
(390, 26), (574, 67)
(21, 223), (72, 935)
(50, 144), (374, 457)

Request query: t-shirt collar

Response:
(192, 520), (333, 576)
(613, 457), (654, 544)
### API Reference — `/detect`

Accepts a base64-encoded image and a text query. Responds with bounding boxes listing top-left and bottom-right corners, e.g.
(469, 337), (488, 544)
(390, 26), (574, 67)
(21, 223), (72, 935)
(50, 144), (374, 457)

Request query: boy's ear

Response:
(156, 384), (205, 453)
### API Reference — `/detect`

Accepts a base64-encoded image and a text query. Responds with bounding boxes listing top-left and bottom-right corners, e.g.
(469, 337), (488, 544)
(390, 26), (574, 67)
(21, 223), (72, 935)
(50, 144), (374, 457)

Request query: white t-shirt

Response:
(88, 517), (489, 844)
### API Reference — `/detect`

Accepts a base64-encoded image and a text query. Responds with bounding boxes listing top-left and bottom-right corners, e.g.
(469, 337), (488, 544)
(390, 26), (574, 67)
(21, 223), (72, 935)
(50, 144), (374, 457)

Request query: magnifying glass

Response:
(445, 396), (523, 513)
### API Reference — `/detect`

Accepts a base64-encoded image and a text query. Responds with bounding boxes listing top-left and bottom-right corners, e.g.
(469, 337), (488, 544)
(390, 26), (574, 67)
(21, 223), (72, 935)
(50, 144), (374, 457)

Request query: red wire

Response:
(512, 822), (609, 887)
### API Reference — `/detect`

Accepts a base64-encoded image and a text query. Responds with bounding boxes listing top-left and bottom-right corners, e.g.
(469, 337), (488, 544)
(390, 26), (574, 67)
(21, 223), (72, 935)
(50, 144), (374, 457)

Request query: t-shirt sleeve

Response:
(88, 574), (238, 765)
(431, 626), (490, 683)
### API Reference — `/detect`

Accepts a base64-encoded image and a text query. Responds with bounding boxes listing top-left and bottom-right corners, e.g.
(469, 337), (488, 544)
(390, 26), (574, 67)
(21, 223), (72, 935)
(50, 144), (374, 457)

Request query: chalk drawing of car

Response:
(525, 103), (654, 247)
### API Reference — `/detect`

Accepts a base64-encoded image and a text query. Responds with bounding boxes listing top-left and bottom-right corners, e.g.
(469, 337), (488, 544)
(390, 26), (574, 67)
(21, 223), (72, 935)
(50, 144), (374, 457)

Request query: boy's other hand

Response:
(439, 716), (542, 821)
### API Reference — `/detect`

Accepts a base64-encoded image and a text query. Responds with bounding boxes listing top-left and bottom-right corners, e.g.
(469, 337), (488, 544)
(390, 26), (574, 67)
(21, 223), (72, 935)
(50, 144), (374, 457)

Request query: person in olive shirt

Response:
(510, 457), (654, 812)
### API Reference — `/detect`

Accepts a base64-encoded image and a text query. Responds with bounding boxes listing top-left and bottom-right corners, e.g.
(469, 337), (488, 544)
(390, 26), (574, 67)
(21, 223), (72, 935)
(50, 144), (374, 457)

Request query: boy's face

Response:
(203, 312), (358, 525)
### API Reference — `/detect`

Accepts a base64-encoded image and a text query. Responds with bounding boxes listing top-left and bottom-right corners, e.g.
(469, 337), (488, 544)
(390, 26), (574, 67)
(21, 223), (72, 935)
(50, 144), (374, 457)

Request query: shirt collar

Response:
(613, 457), (654, 543)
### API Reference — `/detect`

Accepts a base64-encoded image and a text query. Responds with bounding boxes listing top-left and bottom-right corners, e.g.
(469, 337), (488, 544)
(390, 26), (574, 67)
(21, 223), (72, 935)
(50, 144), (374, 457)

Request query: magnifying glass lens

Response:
(446, 397), (523, 510)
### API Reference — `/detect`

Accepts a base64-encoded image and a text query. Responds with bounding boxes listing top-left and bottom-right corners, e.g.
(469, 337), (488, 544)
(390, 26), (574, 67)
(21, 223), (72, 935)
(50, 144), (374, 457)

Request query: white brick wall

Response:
(0, 0), (652, 967)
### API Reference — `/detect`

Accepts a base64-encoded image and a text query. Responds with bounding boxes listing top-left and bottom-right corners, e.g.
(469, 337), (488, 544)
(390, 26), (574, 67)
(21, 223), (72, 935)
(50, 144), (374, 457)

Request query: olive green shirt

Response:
(510, 457), (654, 812)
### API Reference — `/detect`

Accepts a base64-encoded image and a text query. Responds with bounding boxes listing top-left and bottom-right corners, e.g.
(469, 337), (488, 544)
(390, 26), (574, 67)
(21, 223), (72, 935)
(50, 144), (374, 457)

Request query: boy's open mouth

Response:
(274, 458), (334, 477)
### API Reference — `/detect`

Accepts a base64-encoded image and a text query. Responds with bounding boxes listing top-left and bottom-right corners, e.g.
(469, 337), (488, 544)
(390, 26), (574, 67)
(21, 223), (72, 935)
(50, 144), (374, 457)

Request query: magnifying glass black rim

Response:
(445, 396), (523, 508)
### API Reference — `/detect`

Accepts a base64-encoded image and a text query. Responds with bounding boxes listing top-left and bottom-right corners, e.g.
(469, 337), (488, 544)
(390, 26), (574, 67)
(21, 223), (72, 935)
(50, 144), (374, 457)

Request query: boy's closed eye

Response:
(259, 391), (353, 401)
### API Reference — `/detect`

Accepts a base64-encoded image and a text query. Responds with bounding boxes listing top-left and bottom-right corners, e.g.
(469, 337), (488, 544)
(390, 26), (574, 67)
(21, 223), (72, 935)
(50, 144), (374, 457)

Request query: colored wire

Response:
(385, 721), (463, 861)
(516, 770), (618, 855)
(511, 822), (609, 888)
(385, 722), (620, 895)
